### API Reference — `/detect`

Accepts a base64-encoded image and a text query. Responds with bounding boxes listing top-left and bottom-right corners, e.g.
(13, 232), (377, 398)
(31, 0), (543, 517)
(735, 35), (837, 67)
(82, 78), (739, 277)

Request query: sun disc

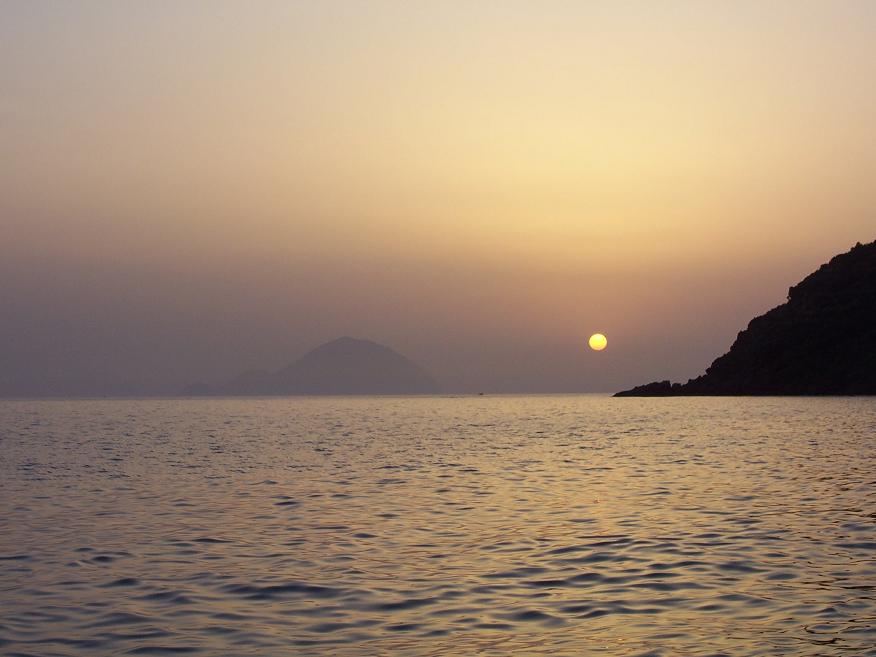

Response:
(588, 333), (607, 351)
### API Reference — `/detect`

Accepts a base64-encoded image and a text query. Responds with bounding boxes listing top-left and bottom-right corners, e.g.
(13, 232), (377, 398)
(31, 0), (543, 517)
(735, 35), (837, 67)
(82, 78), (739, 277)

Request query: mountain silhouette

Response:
(187, 337), (439, 395)
(616, 240), (876, 396)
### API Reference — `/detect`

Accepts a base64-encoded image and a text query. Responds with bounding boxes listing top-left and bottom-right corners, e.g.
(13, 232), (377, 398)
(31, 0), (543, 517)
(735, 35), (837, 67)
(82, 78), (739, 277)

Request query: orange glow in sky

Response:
(1, 1), (875, 392)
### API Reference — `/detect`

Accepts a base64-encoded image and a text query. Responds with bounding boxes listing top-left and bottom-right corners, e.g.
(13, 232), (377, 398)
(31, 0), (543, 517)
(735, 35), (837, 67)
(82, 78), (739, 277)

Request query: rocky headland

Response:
(616, 240), (876, 396)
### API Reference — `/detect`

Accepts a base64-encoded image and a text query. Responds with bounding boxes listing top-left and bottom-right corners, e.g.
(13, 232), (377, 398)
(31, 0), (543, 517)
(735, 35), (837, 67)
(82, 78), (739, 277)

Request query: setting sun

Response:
(2, 4), (875, 657)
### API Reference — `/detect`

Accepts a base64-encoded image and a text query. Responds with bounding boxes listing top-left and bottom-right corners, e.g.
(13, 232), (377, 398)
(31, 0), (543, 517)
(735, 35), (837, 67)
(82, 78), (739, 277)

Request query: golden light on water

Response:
(589, 333), (607, 351)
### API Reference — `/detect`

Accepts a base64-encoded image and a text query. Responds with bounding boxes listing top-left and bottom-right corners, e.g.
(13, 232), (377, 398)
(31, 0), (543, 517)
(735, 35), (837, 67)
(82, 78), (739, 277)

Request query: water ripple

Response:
(1, 395), (875, 656)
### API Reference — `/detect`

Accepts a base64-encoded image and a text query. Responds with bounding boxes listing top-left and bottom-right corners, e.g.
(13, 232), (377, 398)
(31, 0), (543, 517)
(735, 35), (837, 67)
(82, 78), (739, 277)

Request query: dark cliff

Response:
(616, 240), (876, 396)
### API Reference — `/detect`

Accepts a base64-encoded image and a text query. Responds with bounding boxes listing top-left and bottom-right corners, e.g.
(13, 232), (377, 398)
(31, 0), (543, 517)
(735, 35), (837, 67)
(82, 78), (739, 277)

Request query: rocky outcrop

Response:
(616, 240), (876, 396)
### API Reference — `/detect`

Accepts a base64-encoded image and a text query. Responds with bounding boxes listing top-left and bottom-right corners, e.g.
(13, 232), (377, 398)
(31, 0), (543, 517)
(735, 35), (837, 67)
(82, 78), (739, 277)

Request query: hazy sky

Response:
(2, 1), (875, 394)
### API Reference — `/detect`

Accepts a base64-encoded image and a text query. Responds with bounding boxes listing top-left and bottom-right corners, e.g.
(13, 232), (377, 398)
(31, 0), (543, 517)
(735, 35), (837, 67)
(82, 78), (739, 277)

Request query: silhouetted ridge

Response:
(616, 240), (876, 396)
(190, 337), (439, 395)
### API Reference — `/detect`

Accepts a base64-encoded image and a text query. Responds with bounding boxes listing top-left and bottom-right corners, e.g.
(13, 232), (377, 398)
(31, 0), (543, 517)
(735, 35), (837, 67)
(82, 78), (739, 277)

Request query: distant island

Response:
(616, 239), (876, 396)
(186, 337), (439, 396)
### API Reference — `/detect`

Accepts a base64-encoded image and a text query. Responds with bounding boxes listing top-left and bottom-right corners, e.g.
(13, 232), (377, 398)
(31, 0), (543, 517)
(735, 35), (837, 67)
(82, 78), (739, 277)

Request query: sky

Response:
(2, 1), (875, 395)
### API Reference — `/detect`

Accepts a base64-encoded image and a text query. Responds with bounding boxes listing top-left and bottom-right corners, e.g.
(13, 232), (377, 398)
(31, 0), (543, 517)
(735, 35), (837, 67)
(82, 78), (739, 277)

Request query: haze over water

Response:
(2, 395), (875, 656)
(3, 2), (876, 396)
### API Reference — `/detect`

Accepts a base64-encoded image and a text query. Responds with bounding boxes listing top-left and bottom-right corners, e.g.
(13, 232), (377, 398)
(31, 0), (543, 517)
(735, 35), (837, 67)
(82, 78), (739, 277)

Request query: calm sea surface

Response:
(1, 396), (875, 656)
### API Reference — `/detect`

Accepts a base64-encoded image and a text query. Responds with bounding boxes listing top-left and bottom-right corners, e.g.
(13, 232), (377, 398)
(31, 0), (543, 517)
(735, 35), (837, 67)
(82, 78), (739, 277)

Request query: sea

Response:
(1, 395), (874, 657)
